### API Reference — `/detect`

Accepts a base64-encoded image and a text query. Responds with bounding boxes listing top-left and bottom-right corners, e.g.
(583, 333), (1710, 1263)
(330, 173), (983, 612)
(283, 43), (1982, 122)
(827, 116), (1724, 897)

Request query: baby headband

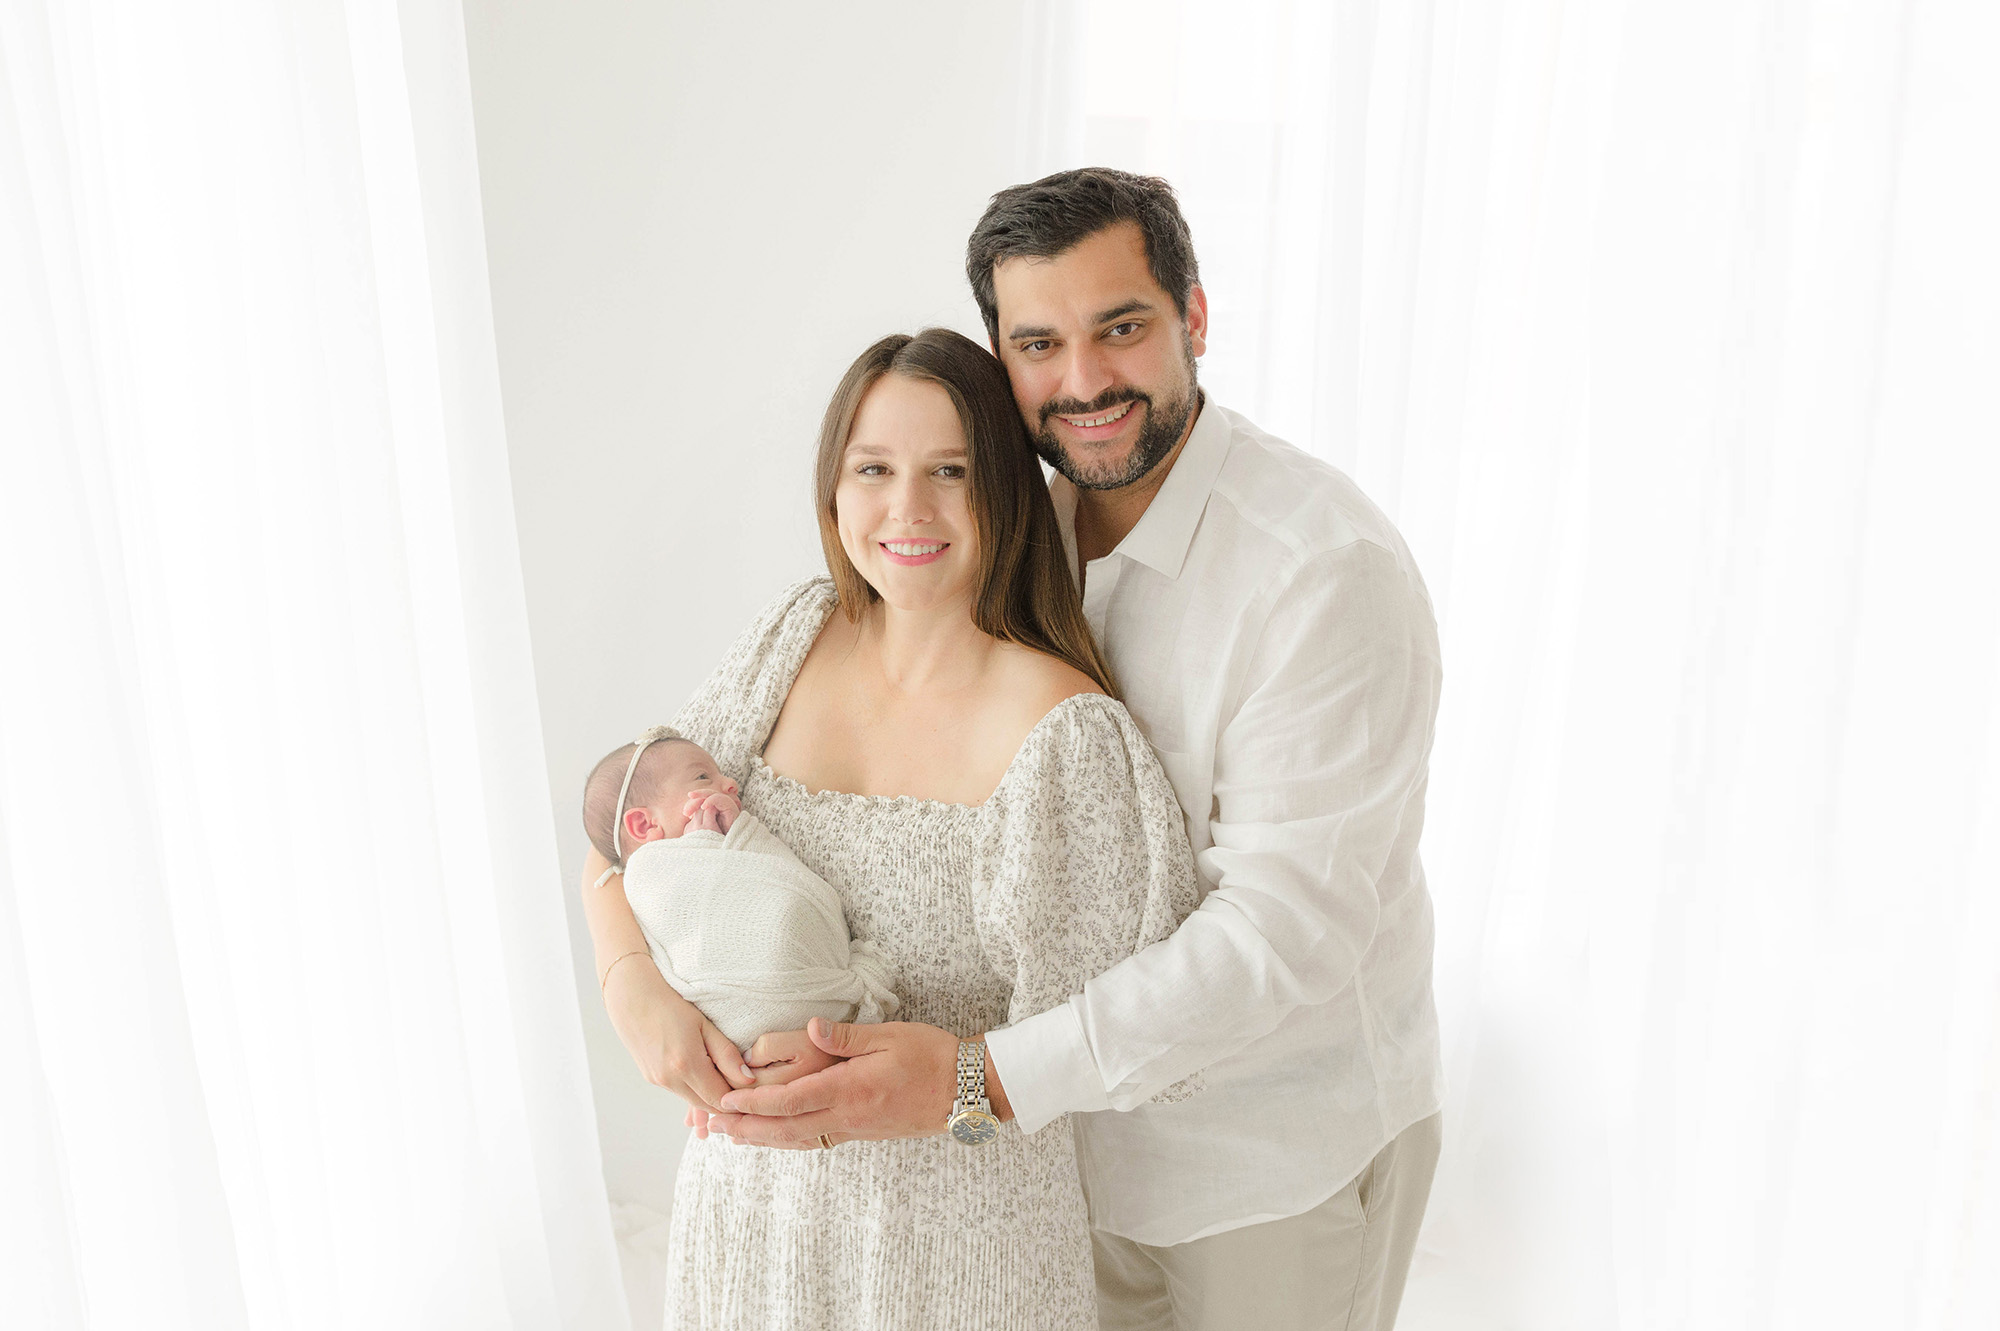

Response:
(593, 724), (683, 891)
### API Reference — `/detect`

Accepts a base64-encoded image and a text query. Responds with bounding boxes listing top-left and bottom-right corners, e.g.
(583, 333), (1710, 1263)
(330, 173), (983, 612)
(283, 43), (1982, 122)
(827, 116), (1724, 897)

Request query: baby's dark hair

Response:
(582, 737), (695, 864)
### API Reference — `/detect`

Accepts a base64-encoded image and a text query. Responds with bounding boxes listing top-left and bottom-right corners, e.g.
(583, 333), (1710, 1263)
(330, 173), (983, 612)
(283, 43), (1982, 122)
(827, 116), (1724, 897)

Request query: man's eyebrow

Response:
(1005, 300), (1158, 341)
(1092, 299), (1156, 325)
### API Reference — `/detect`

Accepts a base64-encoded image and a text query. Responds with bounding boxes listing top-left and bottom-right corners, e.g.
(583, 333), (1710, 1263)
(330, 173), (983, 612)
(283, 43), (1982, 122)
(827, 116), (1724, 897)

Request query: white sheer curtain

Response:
(0, 2), (626, 1327)
(1026, 2), (2000, 1327)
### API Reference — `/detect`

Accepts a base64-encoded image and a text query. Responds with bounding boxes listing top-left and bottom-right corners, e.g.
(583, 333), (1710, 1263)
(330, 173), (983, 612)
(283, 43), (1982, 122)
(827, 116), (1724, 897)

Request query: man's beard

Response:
(1031, 347), (1199, 492)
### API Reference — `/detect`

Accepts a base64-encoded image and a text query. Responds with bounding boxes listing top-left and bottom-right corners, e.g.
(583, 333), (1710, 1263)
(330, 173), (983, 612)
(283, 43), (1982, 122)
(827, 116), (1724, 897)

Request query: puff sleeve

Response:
(975, 695), (1202, 1103)
(670, 577), (835, 783)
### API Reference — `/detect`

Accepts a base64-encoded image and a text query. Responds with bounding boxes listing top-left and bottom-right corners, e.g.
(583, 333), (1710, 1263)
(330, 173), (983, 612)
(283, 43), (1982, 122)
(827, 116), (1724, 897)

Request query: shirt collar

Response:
(1052, 396), (1231, 584)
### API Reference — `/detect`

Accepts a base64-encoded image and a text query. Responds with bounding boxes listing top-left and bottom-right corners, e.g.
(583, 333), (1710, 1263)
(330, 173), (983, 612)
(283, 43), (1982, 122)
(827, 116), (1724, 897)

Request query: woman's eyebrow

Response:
(847, 443), (968, 459)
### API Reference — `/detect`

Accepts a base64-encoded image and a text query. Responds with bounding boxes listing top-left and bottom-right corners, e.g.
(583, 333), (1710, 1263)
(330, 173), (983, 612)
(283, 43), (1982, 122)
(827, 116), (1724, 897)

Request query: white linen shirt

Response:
(984, 399), (1445, 1246)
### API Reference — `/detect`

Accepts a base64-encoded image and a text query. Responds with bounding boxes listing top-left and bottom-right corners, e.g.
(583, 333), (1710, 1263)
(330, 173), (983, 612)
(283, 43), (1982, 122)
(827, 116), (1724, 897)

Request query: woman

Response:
(579, 328), (1198, 1329)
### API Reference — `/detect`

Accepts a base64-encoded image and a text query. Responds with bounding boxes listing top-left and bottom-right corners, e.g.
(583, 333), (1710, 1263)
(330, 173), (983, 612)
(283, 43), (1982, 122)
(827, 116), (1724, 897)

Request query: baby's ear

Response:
(622, 805), (662, 844)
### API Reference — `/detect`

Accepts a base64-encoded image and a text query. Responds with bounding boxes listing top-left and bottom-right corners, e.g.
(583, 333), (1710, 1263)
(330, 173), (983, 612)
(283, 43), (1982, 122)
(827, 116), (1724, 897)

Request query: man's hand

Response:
(705, 1017), (988, 1148)
(745, 1026), (845, 1085)
(685, 1026), (844, 1140)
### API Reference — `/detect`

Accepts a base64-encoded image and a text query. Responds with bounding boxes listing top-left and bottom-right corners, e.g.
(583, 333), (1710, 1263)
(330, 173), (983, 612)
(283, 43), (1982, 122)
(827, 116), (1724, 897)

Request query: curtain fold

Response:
(0, 2), (628, 1327)
(1024, 2), (2000, 1328)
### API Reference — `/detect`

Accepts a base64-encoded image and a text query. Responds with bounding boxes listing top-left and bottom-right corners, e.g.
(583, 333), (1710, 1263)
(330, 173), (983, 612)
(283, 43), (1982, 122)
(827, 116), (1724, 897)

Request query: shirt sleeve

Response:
(975, 698), (1201, 1068)
(986, 540), (1442, 1132)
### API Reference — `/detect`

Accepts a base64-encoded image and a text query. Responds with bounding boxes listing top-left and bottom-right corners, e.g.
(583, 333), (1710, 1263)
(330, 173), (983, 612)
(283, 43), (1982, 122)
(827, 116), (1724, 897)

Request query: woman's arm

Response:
(580, 843), (754, 1108)
(705, 697), (1192, 1147)
(588, 578), (832, 1119)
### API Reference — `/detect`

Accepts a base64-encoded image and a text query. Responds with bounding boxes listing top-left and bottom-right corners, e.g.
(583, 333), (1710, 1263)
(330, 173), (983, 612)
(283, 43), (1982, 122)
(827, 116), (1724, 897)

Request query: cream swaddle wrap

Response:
(622, 810), (900, 1052)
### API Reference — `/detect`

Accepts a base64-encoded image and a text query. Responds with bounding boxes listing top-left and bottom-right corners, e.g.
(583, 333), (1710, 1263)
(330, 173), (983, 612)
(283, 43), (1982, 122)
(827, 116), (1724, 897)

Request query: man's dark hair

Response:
(965, 167), (1200, 345)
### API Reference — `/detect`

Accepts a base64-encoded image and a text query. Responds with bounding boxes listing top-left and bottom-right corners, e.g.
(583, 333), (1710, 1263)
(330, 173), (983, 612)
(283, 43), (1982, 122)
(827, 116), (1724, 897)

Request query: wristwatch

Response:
(946, 1039), (1000, 1145)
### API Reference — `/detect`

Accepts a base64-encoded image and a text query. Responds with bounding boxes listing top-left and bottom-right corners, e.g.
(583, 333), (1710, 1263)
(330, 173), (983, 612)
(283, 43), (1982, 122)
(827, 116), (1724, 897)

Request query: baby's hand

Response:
(681, 789), (741, 835)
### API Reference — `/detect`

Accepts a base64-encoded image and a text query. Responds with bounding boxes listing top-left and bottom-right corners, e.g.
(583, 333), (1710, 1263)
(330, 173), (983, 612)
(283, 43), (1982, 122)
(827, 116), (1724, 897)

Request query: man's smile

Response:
(1049, 396), (1147, 444)
(1058, 400), (1136, 431)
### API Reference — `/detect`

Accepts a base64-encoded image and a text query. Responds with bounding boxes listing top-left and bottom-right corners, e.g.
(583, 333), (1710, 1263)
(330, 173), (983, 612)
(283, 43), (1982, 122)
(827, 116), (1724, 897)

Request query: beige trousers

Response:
(1092, 1112), (1443, 1331)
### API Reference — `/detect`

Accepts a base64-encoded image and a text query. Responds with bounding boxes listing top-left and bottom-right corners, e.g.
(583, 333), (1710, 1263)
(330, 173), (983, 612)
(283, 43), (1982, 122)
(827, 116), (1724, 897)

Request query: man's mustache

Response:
(1039, 386), (1149, 427)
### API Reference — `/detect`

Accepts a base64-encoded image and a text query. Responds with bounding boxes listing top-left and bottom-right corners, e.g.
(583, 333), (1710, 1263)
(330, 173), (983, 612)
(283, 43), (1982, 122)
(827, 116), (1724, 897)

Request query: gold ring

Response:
(817, 1133), (834, 1150)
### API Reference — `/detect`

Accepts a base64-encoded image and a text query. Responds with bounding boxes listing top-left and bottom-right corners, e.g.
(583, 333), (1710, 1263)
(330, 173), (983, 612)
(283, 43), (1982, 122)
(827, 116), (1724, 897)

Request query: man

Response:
(710, 168), (1444, 1331)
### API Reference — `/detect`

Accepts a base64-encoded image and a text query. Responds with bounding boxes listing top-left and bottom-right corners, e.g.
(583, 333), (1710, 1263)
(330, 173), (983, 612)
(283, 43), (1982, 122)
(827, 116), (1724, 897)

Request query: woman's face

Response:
(835, 374), (980, 616)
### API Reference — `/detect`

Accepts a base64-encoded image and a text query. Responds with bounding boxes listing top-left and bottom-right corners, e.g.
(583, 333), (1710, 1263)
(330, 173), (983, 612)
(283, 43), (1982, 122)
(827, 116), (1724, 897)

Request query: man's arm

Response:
(706, 1018), (1011, 1149)
(712, 541), (1437, 1144)
(987, 539), (1440, 1130)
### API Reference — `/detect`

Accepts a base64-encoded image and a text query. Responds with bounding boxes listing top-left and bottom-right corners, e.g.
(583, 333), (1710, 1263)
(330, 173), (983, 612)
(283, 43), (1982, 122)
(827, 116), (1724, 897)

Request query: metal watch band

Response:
(955, 1039), (986, 1110)
(947, 1039), (999, 1145)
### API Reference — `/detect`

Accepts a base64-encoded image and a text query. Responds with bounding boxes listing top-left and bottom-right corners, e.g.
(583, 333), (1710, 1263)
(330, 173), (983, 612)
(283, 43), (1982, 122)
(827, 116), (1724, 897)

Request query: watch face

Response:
(948, 1110), (1000, 1145)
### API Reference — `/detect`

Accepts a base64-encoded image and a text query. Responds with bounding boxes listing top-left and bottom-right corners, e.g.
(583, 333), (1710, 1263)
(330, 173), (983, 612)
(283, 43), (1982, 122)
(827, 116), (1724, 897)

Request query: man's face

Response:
(990, 220), (1208, 491)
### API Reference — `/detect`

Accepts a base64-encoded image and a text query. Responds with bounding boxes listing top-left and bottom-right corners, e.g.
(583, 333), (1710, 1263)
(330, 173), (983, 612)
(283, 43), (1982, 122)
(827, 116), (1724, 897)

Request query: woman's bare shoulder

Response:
(991, 642), (1107, 728)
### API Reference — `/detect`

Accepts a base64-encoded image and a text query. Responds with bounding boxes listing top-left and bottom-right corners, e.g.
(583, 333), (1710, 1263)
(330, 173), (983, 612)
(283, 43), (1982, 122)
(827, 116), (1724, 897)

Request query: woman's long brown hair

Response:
(813, 328), (1118, 698)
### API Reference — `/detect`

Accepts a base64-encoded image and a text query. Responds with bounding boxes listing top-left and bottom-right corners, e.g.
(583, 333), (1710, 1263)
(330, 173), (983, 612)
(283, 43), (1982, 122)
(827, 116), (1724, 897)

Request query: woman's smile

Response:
(879, 540), (950, 566)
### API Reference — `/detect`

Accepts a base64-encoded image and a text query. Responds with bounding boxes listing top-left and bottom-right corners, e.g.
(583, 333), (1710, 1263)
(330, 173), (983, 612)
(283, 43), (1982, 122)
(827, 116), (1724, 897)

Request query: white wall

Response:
(462, 6), (2000, 1329)
(461, 0), (1035, 1305)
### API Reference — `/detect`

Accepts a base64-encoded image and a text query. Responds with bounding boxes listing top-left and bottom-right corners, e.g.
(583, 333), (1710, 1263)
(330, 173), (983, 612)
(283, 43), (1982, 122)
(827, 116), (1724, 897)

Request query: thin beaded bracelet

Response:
(599, 949), (650, 992)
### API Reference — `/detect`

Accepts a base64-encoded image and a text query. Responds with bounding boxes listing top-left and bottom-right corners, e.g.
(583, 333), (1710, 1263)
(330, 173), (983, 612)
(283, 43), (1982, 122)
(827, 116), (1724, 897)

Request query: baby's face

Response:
(641, 742), (739, 841)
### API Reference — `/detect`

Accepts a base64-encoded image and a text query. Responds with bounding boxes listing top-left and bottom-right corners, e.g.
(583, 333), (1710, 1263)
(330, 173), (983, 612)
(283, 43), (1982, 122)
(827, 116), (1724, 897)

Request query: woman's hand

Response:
(581, 841), (754, 1109)
(705, 1018), (986, 1149)
(601, 953), (755, 1108)
(688, 1023), (844, 1143)
(684, 1027), (845, 1142)
(684, 1103), (852, 1147)
(745, 1026), (846, 1086)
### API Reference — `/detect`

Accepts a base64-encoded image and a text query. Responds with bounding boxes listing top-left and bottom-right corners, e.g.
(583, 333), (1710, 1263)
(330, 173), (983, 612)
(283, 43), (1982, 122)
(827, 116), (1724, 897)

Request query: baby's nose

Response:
(721, 777), (739, 796)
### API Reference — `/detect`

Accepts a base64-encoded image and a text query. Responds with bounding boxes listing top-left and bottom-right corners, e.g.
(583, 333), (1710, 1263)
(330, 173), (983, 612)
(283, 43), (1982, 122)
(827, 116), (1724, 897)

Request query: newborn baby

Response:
(583, 726), (898, 1052)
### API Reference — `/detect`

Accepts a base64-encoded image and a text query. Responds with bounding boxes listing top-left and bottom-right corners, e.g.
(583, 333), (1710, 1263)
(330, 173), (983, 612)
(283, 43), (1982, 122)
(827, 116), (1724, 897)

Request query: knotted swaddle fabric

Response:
(623, 811), (900, 1052)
